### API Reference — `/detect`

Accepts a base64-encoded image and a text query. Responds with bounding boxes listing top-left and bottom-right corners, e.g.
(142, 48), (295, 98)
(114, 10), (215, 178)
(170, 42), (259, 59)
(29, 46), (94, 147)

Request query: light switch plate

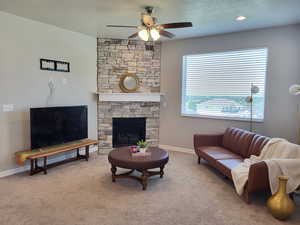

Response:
(3, 104), (14, 112)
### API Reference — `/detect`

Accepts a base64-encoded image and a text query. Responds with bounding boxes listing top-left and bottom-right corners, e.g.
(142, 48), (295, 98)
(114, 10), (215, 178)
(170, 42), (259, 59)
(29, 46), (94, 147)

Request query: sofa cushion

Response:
(197, 146), (242, 165)
(247, 135), (270, 157)
(215, 158), (244, 179)
(222, 127), (256, 158)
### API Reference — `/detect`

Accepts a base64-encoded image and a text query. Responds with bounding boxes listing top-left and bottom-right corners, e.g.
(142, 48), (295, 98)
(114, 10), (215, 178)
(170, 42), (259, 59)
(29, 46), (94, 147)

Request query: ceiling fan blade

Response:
(159, 22), (192, 29)
(159, 30), (175, 39)
(107, 25), (138, 28)
(128, 32), (139, 39)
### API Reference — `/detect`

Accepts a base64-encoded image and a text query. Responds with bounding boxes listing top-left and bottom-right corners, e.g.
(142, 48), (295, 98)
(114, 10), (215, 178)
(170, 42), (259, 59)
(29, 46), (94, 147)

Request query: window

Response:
(181, 48), (268, 121)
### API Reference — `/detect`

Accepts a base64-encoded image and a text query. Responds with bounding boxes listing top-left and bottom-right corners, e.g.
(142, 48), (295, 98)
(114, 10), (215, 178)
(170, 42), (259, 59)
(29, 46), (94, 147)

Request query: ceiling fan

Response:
(107, 6), (193, 41)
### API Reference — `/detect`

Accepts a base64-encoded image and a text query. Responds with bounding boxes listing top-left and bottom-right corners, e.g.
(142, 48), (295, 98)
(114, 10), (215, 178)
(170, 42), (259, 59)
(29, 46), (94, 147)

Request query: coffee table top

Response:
(108, 147), (169, 170)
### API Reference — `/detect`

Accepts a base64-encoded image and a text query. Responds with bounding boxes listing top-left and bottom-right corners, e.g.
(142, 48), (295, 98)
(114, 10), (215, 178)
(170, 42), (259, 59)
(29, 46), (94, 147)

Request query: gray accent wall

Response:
(0, 11), (97, 172)
(160, 25), (300, 149)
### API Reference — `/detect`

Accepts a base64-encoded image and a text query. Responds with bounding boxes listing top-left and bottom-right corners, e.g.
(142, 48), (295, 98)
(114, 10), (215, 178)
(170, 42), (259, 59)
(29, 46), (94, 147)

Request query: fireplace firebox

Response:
(112, 118), (146, 148)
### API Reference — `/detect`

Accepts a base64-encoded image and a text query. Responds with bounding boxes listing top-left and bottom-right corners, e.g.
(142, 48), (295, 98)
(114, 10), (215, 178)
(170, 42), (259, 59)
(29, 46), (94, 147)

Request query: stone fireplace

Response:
(97, 38), (161, 152)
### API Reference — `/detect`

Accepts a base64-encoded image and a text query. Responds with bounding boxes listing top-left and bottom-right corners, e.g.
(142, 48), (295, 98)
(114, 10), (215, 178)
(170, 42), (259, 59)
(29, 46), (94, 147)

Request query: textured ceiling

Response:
(0, 0), (300, 40)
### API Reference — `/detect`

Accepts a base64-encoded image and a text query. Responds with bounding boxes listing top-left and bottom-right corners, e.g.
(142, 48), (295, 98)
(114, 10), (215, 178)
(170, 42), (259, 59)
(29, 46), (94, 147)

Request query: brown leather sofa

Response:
(194, 127), (270, 203)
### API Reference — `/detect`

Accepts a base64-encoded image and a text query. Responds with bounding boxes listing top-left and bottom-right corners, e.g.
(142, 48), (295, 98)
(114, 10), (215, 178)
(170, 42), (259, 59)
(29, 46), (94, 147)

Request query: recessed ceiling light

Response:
(236, 16), (247, 21)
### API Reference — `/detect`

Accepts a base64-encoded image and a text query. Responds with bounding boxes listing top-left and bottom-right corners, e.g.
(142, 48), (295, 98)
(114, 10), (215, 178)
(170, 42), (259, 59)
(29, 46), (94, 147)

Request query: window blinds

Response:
(182, 48), (268, 120)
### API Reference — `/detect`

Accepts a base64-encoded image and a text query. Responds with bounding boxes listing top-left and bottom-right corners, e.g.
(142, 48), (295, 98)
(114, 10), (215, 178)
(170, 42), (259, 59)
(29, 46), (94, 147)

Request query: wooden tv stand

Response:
(22, 139), (97, 175)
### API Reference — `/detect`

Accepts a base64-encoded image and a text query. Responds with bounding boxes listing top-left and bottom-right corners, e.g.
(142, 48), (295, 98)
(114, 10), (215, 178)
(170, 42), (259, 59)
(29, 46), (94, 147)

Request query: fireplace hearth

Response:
(113, 118), (146, 148)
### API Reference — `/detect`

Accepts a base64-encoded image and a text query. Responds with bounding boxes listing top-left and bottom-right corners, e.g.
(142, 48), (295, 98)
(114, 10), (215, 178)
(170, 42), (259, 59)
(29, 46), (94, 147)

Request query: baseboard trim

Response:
(159, 144), (194, 154)
(0, 146), (98, 178)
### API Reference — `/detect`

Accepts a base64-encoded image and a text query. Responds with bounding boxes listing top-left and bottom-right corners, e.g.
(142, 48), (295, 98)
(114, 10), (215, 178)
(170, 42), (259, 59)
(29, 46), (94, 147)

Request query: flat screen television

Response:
(30, 106), (88, 149)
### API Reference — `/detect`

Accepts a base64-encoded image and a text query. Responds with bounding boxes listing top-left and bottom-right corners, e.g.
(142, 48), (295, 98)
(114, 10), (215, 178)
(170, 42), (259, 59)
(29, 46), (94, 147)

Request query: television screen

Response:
(30, 106), (88, 149)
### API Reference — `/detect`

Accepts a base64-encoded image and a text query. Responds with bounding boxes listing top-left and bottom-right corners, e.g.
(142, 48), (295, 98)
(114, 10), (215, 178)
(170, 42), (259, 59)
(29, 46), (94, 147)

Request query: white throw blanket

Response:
(231, 138), (300, 195)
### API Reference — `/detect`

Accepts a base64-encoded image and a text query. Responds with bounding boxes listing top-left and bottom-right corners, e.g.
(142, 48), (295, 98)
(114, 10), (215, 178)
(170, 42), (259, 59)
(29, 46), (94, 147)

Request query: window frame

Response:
(180, 48), (268, 122)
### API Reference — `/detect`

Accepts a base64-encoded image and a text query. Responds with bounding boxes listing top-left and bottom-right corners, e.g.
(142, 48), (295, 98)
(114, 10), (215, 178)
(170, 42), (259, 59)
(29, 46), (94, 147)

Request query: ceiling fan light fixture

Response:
(108, 7), (192, 41)
(236, 16), (247, 21)
(138, 29), (149, 41)
(150, 28), (160, 41)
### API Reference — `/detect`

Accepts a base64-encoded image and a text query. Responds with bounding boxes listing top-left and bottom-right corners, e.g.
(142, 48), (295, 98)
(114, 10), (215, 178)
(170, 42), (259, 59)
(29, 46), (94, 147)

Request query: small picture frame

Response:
(56, 61), (70, 72)
(40, 59), (55, 71)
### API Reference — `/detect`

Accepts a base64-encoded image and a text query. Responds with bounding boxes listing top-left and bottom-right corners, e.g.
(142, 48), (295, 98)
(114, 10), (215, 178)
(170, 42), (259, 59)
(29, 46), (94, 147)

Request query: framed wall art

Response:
(40, 59), (70, 72)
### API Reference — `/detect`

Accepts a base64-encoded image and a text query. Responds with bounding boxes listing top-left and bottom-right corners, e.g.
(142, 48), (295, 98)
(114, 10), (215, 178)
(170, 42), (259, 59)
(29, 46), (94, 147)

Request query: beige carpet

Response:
(0, 151), (299, 225)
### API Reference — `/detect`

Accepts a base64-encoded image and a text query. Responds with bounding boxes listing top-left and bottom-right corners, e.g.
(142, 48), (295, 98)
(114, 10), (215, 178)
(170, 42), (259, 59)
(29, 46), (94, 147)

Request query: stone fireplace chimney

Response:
(97, 39), (161, 153)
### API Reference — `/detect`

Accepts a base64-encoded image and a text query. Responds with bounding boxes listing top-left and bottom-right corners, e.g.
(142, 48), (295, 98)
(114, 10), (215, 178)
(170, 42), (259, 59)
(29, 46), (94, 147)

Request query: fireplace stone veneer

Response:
(98, 102), (160, 151)
(97, 38), (161, 152)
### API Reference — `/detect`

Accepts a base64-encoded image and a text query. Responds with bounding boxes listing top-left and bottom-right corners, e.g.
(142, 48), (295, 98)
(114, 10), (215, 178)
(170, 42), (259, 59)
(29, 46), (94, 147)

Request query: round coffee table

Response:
(108, 147), (169, 190)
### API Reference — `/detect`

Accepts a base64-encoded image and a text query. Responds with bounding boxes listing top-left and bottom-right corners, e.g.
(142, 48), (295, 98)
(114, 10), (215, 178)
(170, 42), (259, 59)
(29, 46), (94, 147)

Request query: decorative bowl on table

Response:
(130, 145), (139, 153)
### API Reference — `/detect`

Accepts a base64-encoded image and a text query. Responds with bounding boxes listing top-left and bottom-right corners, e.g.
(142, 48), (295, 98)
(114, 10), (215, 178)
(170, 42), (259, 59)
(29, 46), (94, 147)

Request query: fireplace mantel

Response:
(96, 93), (164, 102)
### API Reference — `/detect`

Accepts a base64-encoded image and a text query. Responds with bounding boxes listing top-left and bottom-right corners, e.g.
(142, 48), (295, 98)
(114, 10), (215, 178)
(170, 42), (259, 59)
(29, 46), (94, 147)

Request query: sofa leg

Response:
(198, 156), (201, 164)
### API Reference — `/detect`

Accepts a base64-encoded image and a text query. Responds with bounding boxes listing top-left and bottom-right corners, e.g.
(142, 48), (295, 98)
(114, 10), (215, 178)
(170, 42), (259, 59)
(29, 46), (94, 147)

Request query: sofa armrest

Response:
(247, 161), (270, 193)
(193, 133), (224, 150)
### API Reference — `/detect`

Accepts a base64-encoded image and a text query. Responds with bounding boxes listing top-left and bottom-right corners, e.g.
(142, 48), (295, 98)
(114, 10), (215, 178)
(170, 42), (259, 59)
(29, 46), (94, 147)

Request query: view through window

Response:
(181, 48), (268, 121)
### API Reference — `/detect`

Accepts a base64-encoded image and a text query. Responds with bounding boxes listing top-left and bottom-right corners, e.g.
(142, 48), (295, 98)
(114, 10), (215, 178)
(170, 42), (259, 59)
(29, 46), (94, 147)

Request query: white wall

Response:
(0, 11), (97, 172)
(160, 25), (300, 149)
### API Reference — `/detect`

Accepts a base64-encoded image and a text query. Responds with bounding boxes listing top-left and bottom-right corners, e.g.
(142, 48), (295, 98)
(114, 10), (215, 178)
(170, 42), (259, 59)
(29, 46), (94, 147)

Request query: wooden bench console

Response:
(15, 139), (97, 176)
